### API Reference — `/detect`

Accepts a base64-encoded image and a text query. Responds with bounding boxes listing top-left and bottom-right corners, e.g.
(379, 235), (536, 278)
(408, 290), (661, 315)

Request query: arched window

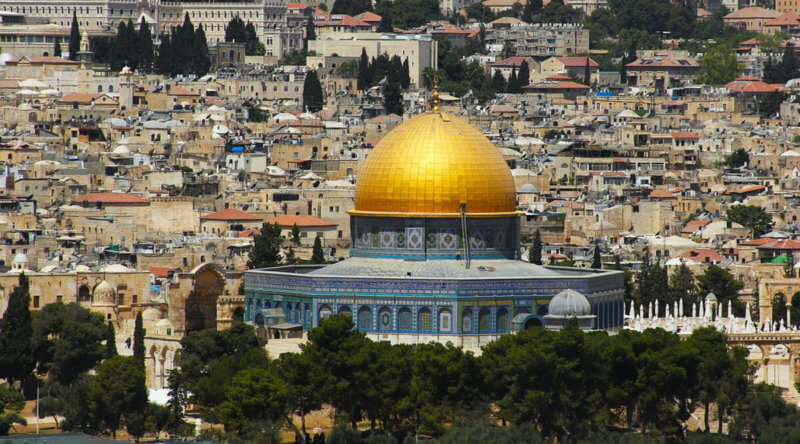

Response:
(398, 307), (412, 331)
(479, 308), (490, 332)
(496, 307), (508, 332)
(462, 308), (473, 332)
(319, 304), (331, 319)
(304, 304), (312, 328)
(358, 306), (372, 331)
(378, 307), (391, 331)
(419, 308), (432, 331)
(439, 308), (451, 332)
(339, 305), (352, 318)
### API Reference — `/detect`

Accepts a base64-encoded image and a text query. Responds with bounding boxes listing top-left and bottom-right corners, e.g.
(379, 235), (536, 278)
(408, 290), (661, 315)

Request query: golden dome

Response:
(351, 111), (517, 217)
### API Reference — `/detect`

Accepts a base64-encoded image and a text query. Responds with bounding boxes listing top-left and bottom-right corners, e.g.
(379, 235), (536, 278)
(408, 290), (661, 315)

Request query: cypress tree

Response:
(492, 70), (506, 92)
(54, 38), (62, 57)
(303, 70), (324, 112)
(0, 273), (34, 386)
(112, 21), (129, 71)
(133, 311), (145, 367)
(106, 321), (118, 358)
(507, 68), (520, 93)
(519, 60), (530, 88)
(225, 16), (246, 43)
(138, 18), (154, 72)
(304, 15), (316, 54)
(584, 56), (591, 86)
(378, 15), (393, 33)
(285, 246), (297, 265)
(401, 58), (411, 89)
(357, 48), (370, 90)
(157, 33), (173, 76)
(383, 82), (403, 115)
(312, 237), (326, 264)
(782, 42), (798, 83)
(592, 245), (602, 269)
(69, 10), (81, 61)
(523, 0), (543, 22)
(245, 22), (261, 55)
(193, 24), (211, 75)
(530, 229), (542, 265)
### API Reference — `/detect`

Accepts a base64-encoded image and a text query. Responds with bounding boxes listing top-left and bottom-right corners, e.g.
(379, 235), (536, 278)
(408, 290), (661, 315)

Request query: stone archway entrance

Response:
(185, 264), (225, 332)
(760, 278), (800, 324)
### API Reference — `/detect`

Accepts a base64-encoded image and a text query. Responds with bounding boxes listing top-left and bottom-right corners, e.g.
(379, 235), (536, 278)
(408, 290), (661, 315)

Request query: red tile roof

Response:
(266, 214), (336, 228)
(672, 132), (699, 139)
(556, 56), (599, 68)
(724, 6), (780, 20)
(725, 185), (767, 194)
(201, 208), (263, 221)
(681, 220), (710, 233)
(148, 266), (172, 278)
(237, 228), (259, 238)
(681, 249), (723, 263)
(740, 237), (777, 246)
(6, 56), (77, 65)
(650, 189), (679, 198)
(760, 239), (800, 250)
(74, 192), (148, 204)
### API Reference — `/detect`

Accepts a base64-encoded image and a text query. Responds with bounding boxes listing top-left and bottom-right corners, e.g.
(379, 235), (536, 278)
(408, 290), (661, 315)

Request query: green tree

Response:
(133, 312), (145, 367)
(378, 14), (393, 32)
(522, 0), (543, 22)
(312, 236), (326, 264)
(105, 322), (117, 358)
(291, 223), (301, 244)
(300, 315), (372, 427)
(535, 0), (583, 24)
(69, 10), (80, 61)
(248, 222), (283, 269)
(96, 356), (147, 438)
(492, 70), (507, 93)
(501, 41), (516, 59)
(303, 70), (325, 112)
(726, 204), (773, 237)
(724, 148), (749, 168)
(635, 252), (667, 308)
(279, 352), (323, 436)
(591, 245), (602, 269)
(333, 0), (373, 15)
(466, 2), (496, 22)
(383, 82), (404, 115)
(506, 68), (521, 93)
(219, 367), (288, 434)
(358, 49), (370, 90)
(31, 302), (106, 386)
(732, 383), (800, 441)
(0, 274), (34, 387)
(192, 24), (211, 76)
(700, 45), (742, 85)
(137, 18), (154, 72)
(668, 262), (697, 307)
(284, 246), (297, 265)
(0, 384), (25, 435)
(758, 90), (787, 118)
(519, 60), (530, 87)
(696, 264), (744, 315)
(530, 229), (542, 265)
(225, 16), (247, 44)
(54, 38), (62, 58)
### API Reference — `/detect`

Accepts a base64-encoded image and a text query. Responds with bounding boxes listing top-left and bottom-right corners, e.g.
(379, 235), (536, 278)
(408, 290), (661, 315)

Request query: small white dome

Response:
(142, 307), (163, 322)
(548, 289), (592, 317)
(519, 183), (539, 193)
(12, 253), (28, 265)
(92, 280), (116, 306)
(112, 145), (130, 154)
(101, 263), (131, 273)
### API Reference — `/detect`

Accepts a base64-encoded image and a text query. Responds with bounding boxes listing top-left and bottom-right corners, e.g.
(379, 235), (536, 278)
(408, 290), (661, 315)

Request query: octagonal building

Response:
(244, 104), (624, 347)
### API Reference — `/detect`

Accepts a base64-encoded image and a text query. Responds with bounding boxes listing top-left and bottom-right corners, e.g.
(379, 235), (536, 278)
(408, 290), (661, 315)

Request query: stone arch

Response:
(791, 292), (800, 326)
(461, 308), (473, 333)
(772, 293), (787, 325)
(184, 263), (225, 332)
(478, 307), (490, 332)
(77, 284), (91, 303)
(319, 304), (332, 320)
(418, 307), (432, 332)
(398, 306), (412, 331)
(338, 305), (352, 318)
(524, 316), (544, 329)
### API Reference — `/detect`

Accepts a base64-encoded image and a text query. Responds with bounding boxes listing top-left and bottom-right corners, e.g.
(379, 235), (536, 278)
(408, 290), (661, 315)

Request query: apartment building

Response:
(485, 23), (589, 59)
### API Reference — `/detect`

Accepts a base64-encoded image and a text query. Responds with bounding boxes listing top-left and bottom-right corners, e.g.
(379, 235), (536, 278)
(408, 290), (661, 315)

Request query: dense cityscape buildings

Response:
(1, 0), (800, 441)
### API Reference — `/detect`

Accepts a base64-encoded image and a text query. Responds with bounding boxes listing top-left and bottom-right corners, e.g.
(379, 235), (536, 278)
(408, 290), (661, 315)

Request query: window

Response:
(479, 308), (490, 332)
(358, 306), (371, 330)
(419, 308), (431, 331)
(398, 307), (412, 331)
(462, 308), (473, 332)
(56, 295), (62, 303)
(496, 307), (508, 332)
(33, 296), (39, 308)
(339, 305), (352, 318)
(439, 309), (451, 332)
(319, 304), (332, 319)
